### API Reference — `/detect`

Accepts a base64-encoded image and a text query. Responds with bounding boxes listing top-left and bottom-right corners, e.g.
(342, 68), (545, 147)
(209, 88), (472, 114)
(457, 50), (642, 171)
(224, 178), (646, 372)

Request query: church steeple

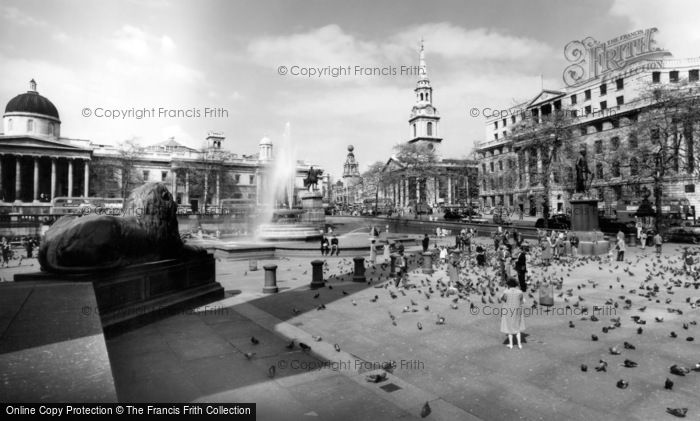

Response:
(408, 38), (441, 149)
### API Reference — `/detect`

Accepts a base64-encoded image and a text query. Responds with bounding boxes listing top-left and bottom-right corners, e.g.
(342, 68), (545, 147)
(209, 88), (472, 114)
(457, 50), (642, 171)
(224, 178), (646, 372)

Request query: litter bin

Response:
(539, 282), (554, 307)
(249, 259), (258, 271)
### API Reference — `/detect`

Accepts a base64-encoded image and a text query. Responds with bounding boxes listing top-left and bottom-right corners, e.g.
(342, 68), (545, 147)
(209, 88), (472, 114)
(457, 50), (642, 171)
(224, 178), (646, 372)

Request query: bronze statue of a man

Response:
(575, 148), (591, 194)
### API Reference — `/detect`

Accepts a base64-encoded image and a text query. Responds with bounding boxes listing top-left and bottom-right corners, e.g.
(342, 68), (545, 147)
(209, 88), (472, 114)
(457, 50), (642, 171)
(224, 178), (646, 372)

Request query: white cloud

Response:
(113, 25), (151, 57)
(0, 6), (47, 27)
(609, 0), (700, 58)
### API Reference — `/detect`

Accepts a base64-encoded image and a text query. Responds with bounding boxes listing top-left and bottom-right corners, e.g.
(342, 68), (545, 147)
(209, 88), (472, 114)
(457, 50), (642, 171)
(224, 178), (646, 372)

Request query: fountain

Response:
(256, 123), (324, 240)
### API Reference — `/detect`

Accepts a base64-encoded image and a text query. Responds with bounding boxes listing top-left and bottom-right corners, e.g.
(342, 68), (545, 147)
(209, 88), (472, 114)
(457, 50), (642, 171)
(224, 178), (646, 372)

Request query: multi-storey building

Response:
(476, 29), (699, 218)
(0, 80), (327, 215)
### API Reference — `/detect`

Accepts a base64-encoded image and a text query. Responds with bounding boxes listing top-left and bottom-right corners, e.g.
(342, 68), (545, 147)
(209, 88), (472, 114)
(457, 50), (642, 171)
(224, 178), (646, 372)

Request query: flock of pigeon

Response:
(244, 236), (699, 419)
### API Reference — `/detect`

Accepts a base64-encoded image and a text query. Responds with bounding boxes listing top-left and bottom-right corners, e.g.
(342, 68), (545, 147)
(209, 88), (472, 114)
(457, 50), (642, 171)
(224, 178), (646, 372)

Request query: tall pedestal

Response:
(569, 199), (608, 256)
(299, 191), (325, 234)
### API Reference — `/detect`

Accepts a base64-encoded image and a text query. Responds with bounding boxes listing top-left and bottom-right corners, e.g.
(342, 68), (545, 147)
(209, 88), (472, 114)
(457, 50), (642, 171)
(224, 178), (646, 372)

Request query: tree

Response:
(508, 110), (578, 227)
(90, 137), (144, 199)
(361, 161), (384, 214)
(391, 142), (439, 218)
(609, 80), (700, 230)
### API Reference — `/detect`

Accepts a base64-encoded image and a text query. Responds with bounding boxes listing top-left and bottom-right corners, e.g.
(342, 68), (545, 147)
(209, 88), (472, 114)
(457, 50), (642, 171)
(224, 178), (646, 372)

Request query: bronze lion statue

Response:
(39, 183), (205, 273)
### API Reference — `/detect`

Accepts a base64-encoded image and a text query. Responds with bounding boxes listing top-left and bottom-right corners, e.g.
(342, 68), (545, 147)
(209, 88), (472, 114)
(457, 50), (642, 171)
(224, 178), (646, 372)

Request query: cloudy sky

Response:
(1, 0), (699, 179)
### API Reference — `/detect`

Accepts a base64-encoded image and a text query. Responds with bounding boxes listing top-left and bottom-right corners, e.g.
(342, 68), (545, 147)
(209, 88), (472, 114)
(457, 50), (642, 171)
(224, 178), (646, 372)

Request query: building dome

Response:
(5, 80), (59, 121)
(259, 136), (272, 146)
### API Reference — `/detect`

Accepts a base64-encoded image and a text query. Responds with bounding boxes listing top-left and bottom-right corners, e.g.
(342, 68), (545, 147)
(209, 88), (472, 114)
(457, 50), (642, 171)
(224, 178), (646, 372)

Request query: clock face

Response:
(427, 143), (434, 150)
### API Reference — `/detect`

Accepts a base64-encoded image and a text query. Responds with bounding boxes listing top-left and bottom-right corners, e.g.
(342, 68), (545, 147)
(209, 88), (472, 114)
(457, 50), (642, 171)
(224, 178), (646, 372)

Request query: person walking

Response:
(514, 248), (528, 292)
(541, 236), (553, 266)
(369, 239), (377, 264)
(321, 235), (330, 256)
(639, 230), (648, 250)
(653, 231), (663, 255)
(422, 234), (430, 253)
(394, 248), (408, 287)
(683, 248), (694, 275)
(330, 235), (339, 256)
(571, 234), (579, 258)
(1, 237), (10, 268)
(616, 236), (626, 262)
(500, 277), (525, 349)
(476, 244), (486, 266)
(498, 244), (511, 283)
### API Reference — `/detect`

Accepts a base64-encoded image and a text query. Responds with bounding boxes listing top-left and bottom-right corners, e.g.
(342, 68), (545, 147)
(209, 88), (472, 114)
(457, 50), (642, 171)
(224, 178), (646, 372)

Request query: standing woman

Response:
(500, 277), (526, 349)
(541, 236), (553, 266)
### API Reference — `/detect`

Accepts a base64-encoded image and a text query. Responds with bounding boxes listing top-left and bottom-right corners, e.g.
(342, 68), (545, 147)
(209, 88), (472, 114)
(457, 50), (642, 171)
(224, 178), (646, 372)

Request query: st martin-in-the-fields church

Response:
(382, 40), (478, 211)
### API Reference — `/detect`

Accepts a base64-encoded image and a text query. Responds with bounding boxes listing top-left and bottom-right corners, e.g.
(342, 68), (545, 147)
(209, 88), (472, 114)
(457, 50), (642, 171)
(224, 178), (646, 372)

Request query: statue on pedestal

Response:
(303, 167), (323, 192)
(574, 147), (592, 198)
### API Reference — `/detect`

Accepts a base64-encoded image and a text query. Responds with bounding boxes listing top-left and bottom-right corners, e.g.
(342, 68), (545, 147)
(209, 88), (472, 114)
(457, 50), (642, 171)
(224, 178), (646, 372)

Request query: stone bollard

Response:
(369, 240), (377, 264)
(353, 256), (366, 282)
(249, 258), (258, 271)
(310, 260), (325, 289)
(390, 254), (397, 276)
(263, 265), (278, 293)
(421, 252), (434, 274)
(383, 242), (390, 261)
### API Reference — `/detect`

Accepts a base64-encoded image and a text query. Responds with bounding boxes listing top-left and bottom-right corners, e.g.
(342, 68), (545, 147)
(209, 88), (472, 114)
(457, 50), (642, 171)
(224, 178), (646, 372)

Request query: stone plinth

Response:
(310, 260), (325, 289)
(14, 254), (223, 329)
(570, 199), (600, 231)
(263, 264), (278, 293)
(299, 191), (325, 233)
(353, 256), (366, 282)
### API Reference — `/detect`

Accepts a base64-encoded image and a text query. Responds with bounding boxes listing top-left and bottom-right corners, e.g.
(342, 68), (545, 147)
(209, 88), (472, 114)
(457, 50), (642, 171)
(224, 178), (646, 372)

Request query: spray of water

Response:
(258, 122), (297, 223)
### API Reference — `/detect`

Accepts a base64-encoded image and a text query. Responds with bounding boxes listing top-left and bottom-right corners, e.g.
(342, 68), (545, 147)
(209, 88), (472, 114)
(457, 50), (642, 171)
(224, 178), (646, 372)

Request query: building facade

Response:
(0, 80), (327, 215)
(475, 31), (700, 218)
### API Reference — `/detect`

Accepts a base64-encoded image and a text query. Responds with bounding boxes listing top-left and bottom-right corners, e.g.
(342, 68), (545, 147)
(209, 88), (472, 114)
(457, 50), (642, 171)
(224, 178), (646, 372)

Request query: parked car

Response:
(663, 225), (700, 244)
(535, 214), (571, 229)
(598, 217), (636, 235)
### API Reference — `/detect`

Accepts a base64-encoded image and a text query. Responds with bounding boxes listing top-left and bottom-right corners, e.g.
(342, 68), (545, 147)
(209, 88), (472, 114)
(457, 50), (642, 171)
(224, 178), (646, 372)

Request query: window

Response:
(628, 134), (638, 149)
(585, 89), (591, 100)
(490, 162), (494, 172)
(670, 70), (679, 82)
(482, 164), (486, 174)
(27, 119), (34, 132)
(494, 133), (498, 140)
(685, 184), (696, 193)
(161, 171), (168, 181)
(570, 94), (577, 105)
(249, 174), (255, 184)
(570, 109), (578, 118)
(612, 161), (620, 177)
(502, 131), (507, 138)
(234, 174), (241, 183)
(600, 84), (607, 95)
(690, 70), (699, 82)
(616, 78), (624, 90)
(7, 118), (12, 131)
(611, 119), (620, 129)
(502, 118), (507, 127)
(142, 170), (150, 181)
(494, 121), (498, 130)
(651, 127), (660, 143)
(594, 140), (603, 154)
(48, 123), (54, 136)
(611, 136), (620, 150)
(427, 122), (433, 136)
(600, 101), (607, 110)
(616, 96), (624, 106)
(511, 115), (516, 124)
(498, 161), (503, 171)
(652, 72), (661, 83)
(596, 162), (604, 179)
(630, 158), (639, 176)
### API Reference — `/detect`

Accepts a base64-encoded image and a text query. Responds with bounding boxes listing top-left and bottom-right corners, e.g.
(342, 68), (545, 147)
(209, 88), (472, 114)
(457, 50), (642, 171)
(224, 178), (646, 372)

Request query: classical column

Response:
(33, 157), (39, 202)
(524, 149), (530, 187)
(83, 160), (89, 197)
(404, 177), (409, 206)
(447, 176), (452, 204)
(0, 155), (3, 202)
(184, 171), (189, 204)
(15, 155), (21, 202)
(255, 170), (261, 205)
(416, 178), (420, 202)
(50, 158), (56, 200)
(67, 159), (74, 198)
(171, 169), (177, 196)
(216, 172), (220, 207)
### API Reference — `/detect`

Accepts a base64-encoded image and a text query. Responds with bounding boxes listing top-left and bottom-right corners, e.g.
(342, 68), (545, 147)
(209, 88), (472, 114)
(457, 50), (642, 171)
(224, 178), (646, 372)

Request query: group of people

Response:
(320, 232), (340, 256)
(1, 236), (39, 267)
(537, 229), (579, 265)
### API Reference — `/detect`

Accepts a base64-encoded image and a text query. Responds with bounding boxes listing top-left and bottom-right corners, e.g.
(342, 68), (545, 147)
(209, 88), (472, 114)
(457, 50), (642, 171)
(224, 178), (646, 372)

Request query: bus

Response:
(50, 197), (124, 215)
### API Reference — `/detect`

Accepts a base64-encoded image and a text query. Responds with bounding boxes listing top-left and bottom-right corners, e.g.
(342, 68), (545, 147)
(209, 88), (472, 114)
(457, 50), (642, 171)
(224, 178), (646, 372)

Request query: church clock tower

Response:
(408, 39), (442, 150)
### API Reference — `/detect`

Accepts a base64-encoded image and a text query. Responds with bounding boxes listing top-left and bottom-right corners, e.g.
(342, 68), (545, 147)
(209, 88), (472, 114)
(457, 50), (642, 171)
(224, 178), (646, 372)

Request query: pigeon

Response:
(417, 322), (423, 330)
(670, 365), (690, 376)
(334, 344), (341, 352)
(365, 372), (387, 383)
(292, 307), (301, 315)
(285, 340), (295, 350)
(591, 334), (599, 341)
(666, 408), (687, 418)
(317, 304), (326, 310)
(243, 352), (255, 359)
(665, 378), (674, 390)
(251, 336), (259, 345)
(436, 315), (445, 325)
(352, 300), (357, 306)
(623, 342), (636, 350)
(637, 327), (643, 334)
(420, 402), (431, 418)
(670, 331), (677, 338)
(313, 293), (320, 299)
(623, 359), (638, 368)
(596, 360), (608, 372)
(312, 335), (322, 342)
(299, 342), (311, 352)
(268, 365), (276, 378)
(616, 379), (629, 389)
(609, 346), (621, 355)
(581, 364), (588, 372)
(342, 290), (348, 295)
(687, 337), (695, 342)
(569, 321), (575, 328)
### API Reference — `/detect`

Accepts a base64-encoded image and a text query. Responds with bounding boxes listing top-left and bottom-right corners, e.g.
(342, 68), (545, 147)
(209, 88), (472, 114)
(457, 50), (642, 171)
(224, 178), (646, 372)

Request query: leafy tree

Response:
(390, 142), (439, 218)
